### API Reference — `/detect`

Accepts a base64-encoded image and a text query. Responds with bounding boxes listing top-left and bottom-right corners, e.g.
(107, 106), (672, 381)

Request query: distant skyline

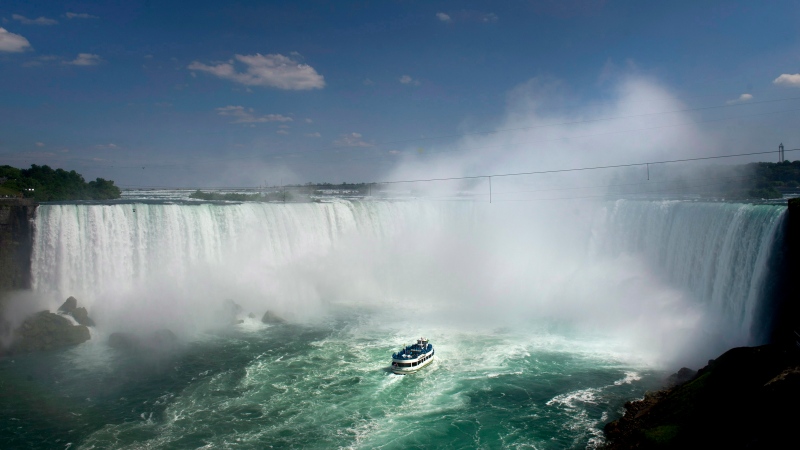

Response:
(1, 0), (799, 188)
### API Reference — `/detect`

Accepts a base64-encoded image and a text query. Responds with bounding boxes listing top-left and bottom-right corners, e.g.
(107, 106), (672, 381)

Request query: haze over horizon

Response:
(1, 0), (800, 188)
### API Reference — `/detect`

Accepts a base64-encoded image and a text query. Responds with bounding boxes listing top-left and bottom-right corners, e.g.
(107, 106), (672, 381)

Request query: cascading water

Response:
(591, 200), (786, 348)
(2, 197), (787, 449)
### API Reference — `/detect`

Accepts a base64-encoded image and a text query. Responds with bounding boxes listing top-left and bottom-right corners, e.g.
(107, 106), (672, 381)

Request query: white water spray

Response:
(29, 198), (785, 366)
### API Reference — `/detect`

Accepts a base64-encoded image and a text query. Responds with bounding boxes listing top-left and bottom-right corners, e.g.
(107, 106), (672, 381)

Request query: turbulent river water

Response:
(0, 197), (787, 448)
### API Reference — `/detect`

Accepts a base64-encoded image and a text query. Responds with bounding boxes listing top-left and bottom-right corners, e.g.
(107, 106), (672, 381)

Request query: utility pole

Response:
(779, 143), (785, 162)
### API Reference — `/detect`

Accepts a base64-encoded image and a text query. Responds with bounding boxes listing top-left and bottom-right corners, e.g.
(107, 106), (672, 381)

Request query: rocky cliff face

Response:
(0, 198), (37, 291)
(602, 345), (800, 449)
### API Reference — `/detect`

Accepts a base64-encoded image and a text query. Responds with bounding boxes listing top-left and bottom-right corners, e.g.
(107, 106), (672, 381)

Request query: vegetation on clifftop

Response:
(746, 160), (800, 198)
(0, 164), (120, 201)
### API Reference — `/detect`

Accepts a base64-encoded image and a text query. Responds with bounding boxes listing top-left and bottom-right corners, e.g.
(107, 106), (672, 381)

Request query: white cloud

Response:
(306, 132), (321, 138)
(94, 143), (118, 150)
(334, 132), (372, 147)
(65, 12), (99, 20)
(0, 27), (32, 52)
(399, 74), (420, 86)
(774, 73), (800, 87)
(363, 78), (374, 86)
(436, 12), (451, 22)
(216, 105), (293, 124)
(66, 53), (102, 66)
(35, 142), (45, 147)
(276, 129), (289, 135)
(482, 12), (499, 23)
(188, 53), (325, 90)
(305, 118), (313, 123)
(726, 93), (753, 105)
(12, 14), (57, 26)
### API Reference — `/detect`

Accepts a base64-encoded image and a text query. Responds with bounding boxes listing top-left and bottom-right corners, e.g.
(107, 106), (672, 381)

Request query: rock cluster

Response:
(58, 296), (95, 326)
(602, 344), (800, 449)
(4, 296), (95, 354)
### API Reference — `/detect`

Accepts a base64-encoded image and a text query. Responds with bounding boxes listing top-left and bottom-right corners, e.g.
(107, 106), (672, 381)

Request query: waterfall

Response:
(30, 199), (786, 355)
(592, 200), (786, 344)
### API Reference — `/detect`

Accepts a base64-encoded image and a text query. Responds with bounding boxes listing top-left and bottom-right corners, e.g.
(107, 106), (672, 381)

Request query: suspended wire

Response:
(376, 148), (800, 185)
(117, 148), (799, 190)
(413, 175), (782, 203)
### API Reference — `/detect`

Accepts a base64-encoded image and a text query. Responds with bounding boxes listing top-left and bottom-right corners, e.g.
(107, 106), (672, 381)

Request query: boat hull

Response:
(391, 353), (434, 374)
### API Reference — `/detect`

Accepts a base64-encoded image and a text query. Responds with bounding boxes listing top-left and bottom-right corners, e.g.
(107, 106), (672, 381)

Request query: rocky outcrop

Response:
(603, 345), (800, 449)
(57, 296), (95, 327)
(10, 311), (90, 353)
(261, 310), (286, 324)
(221, 299), (244, 325)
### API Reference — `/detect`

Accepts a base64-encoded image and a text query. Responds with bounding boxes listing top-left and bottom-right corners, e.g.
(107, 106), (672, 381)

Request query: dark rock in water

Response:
(11, 311), (90, 353)
(235, 319), (244, 324)
(108, 329), (178, 352)
(602, 344), (800, 449)
(665, 367), (696, 387)
(221, 299), (244, 325)
(261, 310), (286, 324)
(247, 312), (255, 319)
(150, 328), (178, 346)
(58, 296), (78, 313)
(108, 332), (140, 350)
(57, 296), (96, 327)
(70, 307), (95, 327)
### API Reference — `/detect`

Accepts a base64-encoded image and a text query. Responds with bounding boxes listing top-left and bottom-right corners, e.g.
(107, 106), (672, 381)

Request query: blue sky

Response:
(1, 1), (799, 188)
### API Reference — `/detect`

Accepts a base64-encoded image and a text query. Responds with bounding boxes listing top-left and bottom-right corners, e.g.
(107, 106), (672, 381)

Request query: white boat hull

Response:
(391, 352), (434, 374)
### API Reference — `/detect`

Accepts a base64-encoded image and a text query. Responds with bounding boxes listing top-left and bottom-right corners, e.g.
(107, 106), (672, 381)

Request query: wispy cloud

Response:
(726, 93), (753, 105)
(94, 143), (119, 150)
(276, 129), (289, 135)
(12, 14), (57, 26)
(65, 53), (102, 66)
(0, 27), (32, 52)
(438, 10), (498, 24)
(189, 53), (325, 90)
(216, 105), (293, 124)
(774, 73), (800, 87)
(21, 54), (59, 67)
(399, 74), (420, 86)
(306, 132), (321, 138)
(334, 132), (372, 147)
(65, 12), (99, 20)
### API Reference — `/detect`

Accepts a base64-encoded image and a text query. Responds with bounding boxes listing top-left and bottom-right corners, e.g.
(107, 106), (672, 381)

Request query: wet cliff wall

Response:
(770, 198), (800, 345)
(0, 199), (37, 291)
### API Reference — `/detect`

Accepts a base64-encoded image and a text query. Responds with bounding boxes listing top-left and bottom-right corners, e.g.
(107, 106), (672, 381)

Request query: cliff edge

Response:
(602, 344), (800, 449)
(0, 198), (37, 291)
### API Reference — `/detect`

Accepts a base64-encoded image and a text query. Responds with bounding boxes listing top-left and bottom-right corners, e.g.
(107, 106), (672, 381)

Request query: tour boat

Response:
(391, 337), (434, 374)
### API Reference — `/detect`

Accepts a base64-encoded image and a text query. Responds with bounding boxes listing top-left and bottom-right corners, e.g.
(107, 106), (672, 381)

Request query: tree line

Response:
(0, 165), (121, 201)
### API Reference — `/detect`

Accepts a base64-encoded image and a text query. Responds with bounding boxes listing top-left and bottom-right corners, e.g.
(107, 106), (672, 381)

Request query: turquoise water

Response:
(0, 308), (662, 449)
